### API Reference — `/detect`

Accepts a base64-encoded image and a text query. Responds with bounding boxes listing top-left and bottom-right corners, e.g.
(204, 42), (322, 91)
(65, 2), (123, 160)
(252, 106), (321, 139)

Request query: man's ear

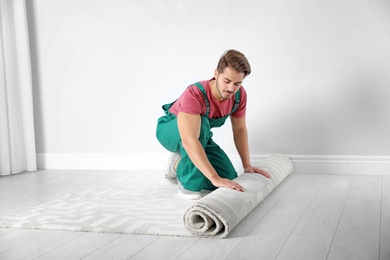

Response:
(214, 69), (219, 78)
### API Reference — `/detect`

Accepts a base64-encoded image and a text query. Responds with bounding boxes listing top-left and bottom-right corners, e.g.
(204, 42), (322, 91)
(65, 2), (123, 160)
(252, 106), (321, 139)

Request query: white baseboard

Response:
(37, 153), (390, 175)
(245, 154), (390, 176)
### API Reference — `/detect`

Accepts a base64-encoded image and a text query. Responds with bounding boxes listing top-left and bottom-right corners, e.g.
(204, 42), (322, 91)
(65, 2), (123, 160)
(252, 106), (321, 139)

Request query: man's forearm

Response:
(233, 128), (251, 168)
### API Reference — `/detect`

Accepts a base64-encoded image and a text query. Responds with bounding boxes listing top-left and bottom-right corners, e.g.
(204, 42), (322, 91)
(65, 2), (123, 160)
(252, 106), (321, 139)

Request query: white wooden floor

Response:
(0, 170), (389, 260)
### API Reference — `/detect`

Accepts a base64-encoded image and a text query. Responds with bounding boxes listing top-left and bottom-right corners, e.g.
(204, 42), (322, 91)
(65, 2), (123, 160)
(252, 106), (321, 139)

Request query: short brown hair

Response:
(216, 50), (251, 77)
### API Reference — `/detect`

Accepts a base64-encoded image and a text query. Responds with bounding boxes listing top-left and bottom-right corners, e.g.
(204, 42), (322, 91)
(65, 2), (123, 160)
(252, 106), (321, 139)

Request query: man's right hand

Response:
(211, 176), (244, 192)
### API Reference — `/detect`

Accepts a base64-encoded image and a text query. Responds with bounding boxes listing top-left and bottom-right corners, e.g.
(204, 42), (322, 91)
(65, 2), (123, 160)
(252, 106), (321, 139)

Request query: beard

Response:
(216, 78), (234, 100)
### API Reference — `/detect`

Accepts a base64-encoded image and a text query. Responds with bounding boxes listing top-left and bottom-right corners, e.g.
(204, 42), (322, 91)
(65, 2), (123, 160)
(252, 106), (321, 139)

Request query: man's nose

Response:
(227, 83), (234, 92)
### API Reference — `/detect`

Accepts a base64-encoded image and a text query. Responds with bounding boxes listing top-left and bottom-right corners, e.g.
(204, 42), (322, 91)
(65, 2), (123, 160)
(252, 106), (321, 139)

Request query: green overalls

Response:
(156, 82), (241, 191)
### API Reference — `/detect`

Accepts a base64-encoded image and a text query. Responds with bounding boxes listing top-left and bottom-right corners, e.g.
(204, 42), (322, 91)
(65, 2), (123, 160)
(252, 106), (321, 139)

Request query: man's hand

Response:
(244, 166), (271, 178)
(210, 176), (244, 192)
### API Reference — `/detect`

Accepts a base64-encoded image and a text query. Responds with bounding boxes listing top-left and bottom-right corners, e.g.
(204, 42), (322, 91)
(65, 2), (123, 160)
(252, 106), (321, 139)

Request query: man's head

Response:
(212, 50), (250, 101)
(216, 49), (251, 78)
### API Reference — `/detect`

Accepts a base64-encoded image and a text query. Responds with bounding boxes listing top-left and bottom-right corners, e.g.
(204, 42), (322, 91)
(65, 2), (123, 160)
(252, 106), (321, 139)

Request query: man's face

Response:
(214, 66), (245, 101)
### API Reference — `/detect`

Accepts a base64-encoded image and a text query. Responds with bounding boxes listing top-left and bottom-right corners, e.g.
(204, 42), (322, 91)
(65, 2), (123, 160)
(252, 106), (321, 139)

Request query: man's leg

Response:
(176, 116), (237, 191)
(158, 114), (237, 192)
(205, 138), (237, 181)
(177, 139), (237, 191)
(156, 113), (183, 184)
(156, 113), (181, 153)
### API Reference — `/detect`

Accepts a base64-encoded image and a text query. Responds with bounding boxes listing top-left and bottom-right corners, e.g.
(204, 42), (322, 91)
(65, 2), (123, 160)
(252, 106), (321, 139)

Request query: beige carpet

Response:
(0, 154), (292, 238)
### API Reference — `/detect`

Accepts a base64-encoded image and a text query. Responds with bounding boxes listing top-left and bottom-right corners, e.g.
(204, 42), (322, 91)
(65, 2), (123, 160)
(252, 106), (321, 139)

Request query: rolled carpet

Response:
(182, 153), (293, 238)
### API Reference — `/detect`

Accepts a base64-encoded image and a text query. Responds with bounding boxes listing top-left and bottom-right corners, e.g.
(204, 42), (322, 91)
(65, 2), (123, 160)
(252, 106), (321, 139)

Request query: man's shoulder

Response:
(186, 80), (210, 95)
(238, 85), (247, 98)
(188, 80), (210, 89)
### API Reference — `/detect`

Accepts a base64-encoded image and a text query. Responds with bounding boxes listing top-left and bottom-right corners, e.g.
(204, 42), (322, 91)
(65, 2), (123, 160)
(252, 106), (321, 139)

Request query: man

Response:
(156, 50), (270, 199)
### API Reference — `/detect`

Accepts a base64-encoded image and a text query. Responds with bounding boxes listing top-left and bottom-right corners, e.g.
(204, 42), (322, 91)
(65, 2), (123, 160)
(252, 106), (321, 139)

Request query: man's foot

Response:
(165, 153), (181, 185)
(178, 182), (202, 200)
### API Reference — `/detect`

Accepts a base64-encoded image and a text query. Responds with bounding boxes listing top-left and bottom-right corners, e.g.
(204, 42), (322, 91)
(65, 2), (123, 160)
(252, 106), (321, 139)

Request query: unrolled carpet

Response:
(0, 171), (195, 237)
(0, 154), (292, 238)
(183, 153), (293, 238)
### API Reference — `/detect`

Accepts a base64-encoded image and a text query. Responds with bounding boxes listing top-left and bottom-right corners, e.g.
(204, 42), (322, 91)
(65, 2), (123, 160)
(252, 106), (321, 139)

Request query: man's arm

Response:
(231, 116), (270, 178)
(177, 112), (244, 191)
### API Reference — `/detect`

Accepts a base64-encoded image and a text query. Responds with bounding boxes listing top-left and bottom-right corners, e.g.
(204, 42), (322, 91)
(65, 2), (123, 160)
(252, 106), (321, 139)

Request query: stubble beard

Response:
(216, 77), (233, 101)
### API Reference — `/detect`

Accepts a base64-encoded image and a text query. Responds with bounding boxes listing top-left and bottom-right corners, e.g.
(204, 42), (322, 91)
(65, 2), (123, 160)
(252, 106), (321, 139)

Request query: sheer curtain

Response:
(0, 0), (36, 175)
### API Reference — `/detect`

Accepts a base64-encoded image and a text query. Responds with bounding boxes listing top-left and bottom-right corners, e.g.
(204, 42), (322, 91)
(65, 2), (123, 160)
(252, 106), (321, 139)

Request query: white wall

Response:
(26, 0), (390, 172)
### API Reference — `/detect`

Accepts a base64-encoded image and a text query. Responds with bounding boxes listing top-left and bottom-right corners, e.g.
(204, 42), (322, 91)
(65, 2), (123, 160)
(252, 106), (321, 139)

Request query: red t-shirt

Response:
(169, 79), (247, 119)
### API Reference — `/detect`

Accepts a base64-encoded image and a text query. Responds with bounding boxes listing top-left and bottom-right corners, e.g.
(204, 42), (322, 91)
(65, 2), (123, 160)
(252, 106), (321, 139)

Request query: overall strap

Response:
(194, 82), (241, 117)
(193, 82), (210, 117)
(230, 89), (241, 115)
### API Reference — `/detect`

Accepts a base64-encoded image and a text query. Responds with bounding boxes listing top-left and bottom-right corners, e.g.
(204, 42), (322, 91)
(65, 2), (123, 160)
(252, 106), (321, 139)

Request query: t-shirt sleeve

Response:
(173, 85), (206, 116)
(231, 87), (247, 118)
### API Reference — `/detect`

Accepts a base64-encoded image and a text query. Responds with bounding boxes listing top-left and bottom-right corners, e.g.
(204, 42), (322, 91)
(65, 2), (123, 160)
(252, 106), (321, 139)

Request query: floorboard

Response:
(276, 234), (333, 260)
(274, 175), (353, 260)
(327, 176), (382, 260)
(130, 236), (199, 260)
(0, 230), (82, 260)
(380, 176), (390, 260)
(0, 228), (13, 236)
(291, 175), (353, 237)
(0, 229), (48, 254)
(82, 234), (159, 260)
(34, 232), (120, 259)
